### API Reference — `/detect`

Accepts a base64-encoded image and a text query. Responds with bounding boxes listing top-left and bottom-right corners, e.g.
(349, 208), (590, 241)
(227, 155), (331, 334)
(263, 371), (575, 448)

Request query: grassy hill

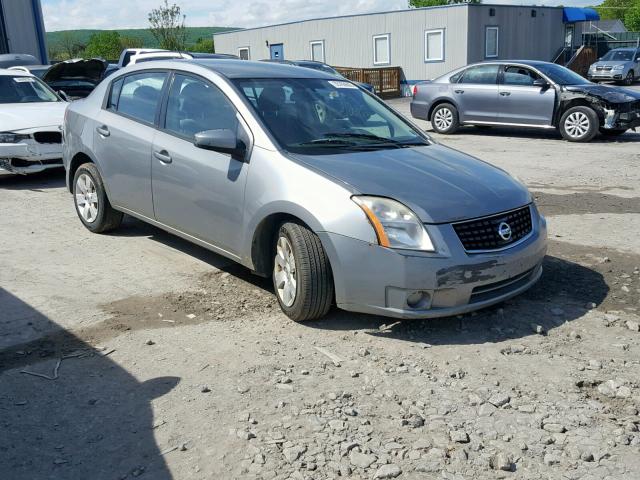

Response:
(47, 26), (238, 51)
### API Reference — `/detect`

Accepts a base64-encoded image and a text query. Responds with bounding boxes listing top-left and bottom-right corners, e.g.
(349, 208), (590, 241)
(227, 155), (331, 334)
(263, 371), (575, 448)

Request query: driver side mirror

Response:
(194, 129), (247, 160)
(533, 78), (550, 88)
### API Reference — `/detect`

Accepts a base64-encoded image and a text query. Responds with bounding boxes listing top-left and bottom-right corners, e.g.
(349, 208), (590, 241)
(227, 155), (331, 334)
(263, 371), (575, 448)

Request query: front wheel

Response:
(559, 106), (599, 142)
(272, 222), (333, 322)
(430, 103), (459, 134)
(73, 163), (123, 233)
(623, 70), (634, 86)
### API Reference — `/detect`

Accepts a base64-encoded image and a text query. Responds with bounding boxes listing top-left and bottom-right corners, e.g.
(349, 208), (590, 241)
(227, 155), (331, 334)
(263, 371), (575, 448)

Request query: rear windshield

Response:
(0, 75), (59, 104)
(234, 77), (429, 155)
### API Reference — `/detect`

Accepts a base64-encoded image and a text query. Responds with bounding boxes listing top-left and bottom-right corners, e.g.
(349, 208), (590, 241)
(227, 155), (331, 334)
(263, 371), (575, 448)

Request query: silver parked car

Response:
(64, 60), (547, 321)
(588, 48), (640, 86)
(411, 60), (640, 142)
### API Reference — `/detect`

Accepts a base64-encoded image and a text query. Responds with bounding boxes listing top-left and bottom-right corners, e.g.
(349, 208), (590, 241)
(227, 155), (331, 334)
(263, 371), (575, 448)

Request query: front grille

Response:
(452, 206), (532, 252)
(33, 131), (62, 144)
(596, 66), (612, 71)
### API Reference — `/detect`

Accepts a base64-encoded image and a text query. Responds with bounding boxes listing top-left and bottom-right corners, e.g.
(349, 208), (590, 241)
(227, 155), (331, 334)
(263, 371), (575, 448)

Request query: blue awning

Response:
(563, 7), (600, 23)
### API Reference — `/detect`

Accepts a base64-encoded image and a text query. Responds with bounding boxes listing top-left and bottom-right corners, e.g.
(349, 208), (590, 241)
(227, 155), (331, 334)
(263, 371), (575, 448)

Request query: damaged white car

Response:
(0, 69), (67, 176)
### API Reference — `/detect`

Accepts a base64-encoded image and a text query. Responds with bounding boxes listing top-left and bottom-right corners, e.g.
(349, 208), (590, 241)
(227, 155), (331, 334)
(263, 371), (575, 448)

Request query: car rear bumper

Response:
(410, 100), (430, 121)
(319, 206), (547, 319)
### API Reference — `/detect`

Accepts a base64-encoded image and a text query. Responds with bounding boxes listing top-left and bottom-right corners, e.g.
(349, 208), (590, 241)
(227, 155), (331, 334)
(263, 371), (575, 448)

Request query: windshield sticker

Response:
(13, 77), (36, 83)
(328, 80), (357, 89)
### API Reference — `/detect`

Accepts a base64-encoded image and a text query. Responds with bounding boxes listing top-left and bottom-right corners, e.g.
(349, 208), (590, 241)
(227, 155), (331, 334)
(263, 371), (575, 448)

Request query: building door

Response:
(270, 43), (284, 60)
(564, 25), (574, 48)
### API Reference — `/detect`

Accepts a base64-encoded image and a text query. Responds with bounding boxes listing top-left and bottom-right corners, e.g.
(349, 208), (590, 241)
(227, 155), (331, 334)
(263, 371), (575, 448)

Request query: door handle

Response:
(153, 150), (172, 164)
(454, 89), (465, 94)
(500, 91), (511, 96)
(96, 125), (110, 137)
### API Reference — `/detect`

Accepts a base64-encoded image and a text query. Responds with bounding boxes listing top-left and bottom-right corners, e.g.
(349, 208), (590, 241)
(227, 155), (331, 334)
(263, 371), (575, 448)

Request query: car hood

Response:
(564, 83), (640, 104)
(0, 102), (67, 132)
(43, 58), (108, 84)
(591, 60), (630, 68)
(292, 144), (531, 224)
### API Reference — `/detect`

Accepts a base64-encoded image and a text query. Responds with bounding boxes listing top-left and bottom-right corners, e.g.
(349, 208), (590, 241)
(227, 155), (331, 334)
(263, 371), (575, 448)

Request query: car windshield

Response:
(534, 63), (588, 85)
(0, 75), (59, 103)
(601, 50), (634, 62)
(235, 78), (429, 154)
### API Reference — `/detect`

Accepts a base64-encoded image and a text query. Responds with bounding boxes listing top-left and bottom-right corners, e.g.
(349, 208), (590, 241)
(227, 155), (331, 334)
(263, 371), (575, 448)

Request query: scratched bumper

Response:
(0, 142), (63, 175)
(319, 204), (547, 319)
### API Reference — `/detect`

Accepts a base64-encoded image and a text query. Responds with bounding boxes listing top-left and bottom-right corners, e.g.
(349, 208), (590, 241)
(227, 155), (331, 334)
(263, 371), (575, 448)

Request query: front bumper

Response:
(320, 206), (547, 319)
(588, 71), (626, 81)
(0, 142), (63, 175)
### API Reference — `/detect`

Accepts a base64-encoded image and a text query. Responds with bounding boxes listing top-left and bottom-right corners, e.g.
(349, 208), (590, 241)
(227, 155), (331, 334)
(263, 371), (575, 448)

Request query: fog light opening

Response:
(406, 290), (431, 310)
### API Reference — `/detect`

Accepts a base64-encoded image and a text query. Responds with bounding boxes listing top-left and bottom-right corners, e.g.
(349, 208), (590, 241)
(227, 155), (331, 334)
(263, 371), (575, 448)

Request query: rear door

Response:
(454, 64), (500, 123)
(498, 65), (555, 126)
(151, 72), (250, 256)
(93, 71), (168, 217)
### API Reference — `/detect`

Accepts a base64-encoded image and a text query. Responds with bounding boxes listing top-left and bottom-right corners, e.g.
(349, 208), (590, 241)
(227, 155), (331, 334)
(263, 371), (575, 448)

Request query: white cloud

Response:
(42, 0), (603, 32)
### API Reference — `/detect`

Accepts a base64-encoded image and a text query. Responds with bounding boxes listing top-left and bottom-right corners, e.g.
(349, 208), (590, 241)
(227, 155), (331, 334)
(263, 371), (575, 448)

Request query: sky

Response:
(41, 0), (603, 32)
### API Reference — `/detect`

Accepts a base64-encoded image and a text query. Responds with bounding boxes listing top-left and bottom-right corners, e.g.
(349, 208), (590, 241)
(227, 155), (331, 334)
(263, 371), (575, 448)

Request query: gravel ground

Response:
(1, 90), (639, 480)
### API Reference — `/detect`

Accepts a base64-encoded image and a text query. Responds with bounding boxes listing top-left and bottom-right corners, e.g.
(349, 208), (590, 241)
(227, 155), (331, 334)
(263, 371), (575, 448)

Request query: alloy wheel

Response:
(433, 107), (453, 131)
(274, 236), (297, 307)
(75, 173), (99, 223)
(564, 111), (590, 139)
(625, 71), (633, 86)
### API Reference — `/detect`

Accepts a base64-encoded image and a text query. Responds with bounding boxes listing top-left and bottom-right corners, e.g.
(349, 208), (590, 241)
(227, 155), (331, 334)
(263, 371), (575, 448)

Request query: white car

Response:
(118, 48), (167, 67)
(127, 51), (193, 65)
(0, 69), (67, 176)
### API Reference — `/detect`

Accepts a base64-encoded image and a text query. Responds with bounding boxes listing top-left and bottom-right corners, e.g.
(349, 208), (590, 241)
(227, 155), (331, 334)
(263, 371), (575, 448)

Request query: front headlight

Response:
(613, 65), (625, 70)
(0, 132), (30, 143)
(352, 196), (435, 251)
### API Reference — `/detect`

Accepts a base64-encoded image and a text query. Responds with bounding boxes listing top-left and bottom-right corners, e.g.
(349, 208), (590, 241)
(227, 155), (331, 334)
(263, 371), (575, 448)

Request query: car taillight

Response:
(412, 85), (418, 97)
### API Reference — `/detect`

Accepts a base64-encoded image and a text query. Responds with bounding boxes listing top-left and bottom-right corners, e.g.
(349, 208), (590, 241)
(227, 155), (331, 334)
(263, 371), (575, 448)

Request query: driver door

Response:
(151, 73), (250, 257)
(498, 65), (555, 126)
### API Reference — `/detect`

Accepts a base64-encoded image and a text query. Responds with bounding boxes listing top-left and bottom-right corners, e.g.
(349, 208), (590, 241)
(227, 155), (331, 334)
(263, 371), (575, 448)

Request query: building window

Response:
(238, 47), (250, 60)
(373, 34), (390, 65)
(489, 8), (495, 17)
(485, 26), (499, 58)
(424, 29), (444, 62)
(531, 9), (537, 18)
(310, 40), (325, 63)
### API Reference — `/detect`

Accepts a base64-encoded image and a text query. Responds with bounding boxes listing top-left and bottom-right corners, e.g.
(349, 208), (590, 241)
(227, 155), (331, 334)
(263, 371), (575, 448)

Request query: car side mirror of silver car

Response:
(194, 129), (247, 160)
(533, 78), (549, 89)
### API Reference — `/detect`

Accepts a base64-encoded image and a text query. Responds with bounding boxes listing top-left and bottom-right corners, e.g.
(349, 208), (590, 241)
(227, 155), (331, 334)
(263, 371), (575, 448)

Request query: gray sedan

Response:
(64, 60), (547, 321)
(411, 60), (640, 142)
(588, 48), (640, 86)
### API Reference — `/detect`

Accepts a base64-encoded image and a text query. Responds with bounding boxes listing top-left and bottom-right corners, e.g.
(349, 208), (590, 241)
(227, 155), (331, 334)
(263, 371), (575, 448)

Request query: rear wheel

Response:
(272, 222), (333, 322)
(559, 106), (599, 142)
(73, 163), (123, 233)
(430, 103), (459, 134)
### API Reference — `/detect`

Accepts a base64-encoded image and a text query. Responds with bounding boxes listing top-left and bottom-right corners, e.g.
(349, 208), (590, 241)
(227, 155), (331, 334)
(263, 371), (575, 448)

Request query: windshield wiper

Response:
(323, 132), (428, 147)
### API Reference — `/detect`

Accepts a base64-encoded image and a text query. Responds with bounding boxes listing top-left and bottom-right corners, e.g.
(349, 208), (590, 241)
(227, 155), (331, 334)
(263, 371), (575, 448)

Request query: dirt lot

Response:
(1, 93), (640, 480)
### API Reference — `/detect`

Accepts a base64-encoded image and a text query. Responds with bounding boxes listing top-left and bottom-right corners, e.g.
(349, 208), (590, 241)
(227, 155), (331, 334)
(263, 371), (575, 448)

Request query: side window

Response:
(503, 66), (541, 86)
(459, 65), (499, 85)
(107, 78), (123, 110)
(165, 74), (239, 138)
(116, 72), (167, 124)
(449, 71), (463, 83)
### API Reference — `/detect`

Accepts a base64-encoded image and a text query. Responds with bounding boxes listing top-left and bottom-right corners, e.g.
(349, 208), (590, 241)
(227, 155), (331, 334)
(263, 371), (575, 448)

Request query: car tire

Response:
(430, 103), (459, 134)
(623, 70), (634, 86)
(600, 128), (627, 137)
(559, 106), (599, 142)
(73, 163), (123, 233)
(272, 222), (333, 322)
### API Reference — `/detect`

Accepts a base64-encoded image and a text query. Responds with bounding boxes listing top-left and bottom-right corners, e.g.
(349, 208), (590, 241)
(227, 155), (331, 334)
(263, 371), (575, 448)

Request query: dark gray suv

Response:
(411, 60), (640, 142)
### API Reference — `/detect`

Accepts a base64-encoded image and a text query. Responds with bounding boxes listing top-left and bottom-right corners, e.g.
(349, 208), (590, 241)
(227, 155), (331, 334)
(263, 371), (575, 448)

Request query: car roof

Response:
(608, 47), (636, 51)
(0, 68), (32, 76)
(474, 60), (554, 67)
(187, 59), (335, 79)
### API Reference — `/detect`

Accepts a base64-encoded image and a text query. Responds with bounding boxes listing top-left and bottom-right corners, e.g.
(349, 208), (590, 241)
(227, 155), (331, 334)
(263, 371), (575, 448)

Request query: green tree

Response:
(57, 31), (85, 59)
(596, 0), (640, 30)
(83, 31), (123, 59)
(190, 37), (214, 53)
(148, 1), (187, 50)
(409, 0), (480, 7)
(120, 35), (144, 50)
